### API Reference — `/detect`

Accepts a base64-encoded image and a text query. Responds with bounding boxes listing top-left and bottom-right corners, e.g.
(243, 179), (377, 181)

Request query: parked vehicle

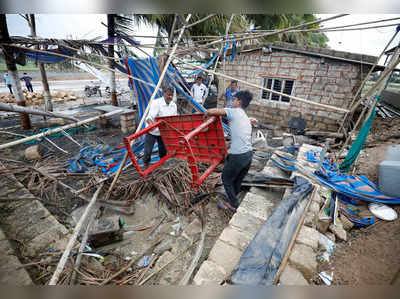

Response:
(84, 83), (102, 97)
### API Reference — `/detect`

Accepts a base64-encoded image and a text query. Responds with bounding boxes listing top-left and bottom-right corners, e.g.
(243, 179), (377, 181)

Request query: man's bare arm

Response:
(206, 108), (226, 117)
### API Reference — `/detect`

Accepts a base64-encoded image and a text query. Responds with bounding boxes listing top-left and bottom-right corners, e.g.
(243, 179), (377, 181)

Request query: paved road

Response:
(0, 78), (129, 95)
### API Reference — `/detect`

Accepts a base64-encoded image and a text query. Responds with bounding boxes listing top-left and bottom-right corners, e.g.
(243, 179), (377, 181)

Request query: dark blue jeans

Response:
(143, 133), (167, 164)
(222, 151), (253, 208)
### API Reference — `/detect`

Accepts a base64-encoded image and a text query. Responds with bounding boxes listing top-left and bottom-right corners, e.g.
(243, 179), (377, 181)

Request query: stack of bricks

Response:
(222, 42), (375, 132)
(120, 112), (136, 133)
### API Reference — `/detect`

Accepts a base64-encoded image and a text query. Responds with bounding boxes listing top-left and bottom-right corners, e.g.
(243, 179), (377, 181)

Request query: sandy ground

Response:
(323, 208), (400, 285)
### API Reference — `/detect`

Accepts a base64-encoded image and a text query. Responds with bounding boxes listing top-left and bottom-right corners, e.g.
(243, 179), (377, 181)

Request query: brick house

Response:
(220, 42), (379, 131)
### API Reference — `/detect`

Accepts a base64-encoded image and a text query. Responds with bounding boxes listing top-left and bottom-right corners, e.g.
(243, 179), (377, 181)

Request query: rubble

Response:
(0, 91), (81, 107)
(329, 222), (347, 242)
(24, 144), (44, 160)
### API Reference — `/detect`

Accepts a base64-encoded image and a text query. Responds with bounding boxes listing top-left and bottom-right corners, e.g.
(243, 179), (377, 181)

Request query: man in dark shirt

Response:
(20, 73), (33, 92)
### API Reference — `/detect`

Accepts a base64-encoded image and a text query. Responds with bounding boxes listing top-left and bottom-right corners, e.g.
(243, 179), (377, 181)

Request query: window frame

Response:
(261, 76), (295, 103)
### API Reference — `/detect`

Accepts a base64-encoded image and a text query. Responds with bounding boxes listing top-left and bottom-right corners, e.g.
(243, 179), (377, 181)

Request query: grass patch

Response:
(0, 63), (39, 71)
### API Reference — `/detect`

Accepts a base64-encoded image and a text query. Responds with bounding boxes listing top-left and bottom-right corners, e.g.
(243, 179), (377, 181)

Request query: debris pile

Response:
(0, 91), (82, 106)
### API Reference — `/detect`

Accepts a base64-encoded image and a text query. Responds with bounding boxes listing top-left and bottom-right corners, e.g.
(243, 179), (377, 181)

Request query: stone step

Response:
(193, 160), (288, 285)
(0, 162), (71, 284)
(193, 144), (325, 286)
(0, 228), (32, 285)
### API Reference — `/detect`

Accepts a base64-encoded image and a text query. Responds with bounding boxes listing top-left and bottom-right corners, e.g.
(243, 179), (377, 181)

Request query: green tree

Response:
(245, 14), (329, 47)
(131, 14), (249, 55)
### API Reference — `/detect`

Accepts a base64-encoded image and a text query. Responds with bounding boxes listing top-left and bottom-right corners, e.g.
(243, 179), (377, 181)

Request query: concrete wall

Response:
(221, 49), (370, 131)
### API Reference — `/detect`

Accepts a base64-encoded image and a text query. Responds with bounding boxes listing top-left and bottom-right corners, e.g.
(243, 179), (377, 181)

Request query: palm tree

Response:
(131, 14), (249, 55)
(245, 14), (329, 47)
(0, 14), (31, 129)
(22, 14), (54, 111)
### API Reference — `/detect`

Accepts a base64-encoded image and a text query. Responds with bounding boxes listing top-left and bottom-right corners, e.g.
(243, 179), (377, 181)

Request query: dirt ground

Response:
(323, 207), (400, 285)
(319, 116), (400, 286)
(351, 117), (400, 182)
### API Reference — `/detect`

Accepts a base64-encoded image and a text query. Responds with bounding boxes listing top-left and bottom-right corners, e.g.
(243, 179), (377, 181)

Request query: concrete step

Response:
(0, 228), (32, 285)
(0, 162), (71, 284)
(193, 144), (325, 286)
(193, 159), (288, 285)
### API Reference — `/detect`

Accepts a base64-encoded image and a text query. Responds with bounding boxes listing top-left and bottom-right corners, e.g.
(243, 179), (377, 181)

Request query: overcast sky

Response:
(5, 14), (400, 60)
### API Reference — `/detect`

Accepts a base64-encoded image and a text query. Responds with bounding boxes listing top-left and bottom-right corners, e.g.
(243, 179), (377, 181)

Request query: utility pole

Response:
(26, 14), (53, 111)
(107, 14), (118, 106)
(0, 14), (31, 129)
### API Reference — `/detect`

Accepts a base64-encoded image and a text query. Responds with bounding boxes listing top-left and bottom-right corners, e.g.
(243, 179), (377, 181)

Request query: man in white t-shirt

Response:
(190, 76), (207, 105)
(143, 86), (177, 169)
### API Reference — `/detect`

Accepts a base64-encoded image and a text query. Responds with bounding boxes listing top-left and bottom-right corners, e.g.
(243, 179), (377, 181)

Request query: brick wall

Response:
(222, 49), (370, 131)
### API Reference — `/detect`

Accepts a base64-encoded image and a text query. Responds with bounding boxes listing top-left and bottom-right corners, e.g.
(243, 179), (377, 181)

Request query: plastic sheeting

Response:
(229, 176), (314, 285)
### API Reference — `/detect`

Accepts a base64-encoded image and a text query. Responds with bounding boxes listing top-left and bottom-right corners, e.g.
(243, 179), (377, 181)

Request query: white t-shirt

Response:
(190, 83), (207, 104)
(146, 96), (177, 136)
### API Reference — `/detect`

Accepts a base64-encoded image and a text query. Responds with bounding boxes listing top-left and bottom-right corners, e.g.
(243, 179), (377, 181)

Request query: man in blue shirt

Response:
(223, 80), (239, 108)
(206, 90), (253, 212)
(20, 73), (33, 92)
(3, 72), (12, 94)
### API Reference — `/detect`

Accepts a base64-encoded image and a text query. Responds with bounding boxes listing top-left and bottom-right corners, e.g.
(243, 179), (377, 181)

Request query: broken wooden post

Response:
(48, 183), (104, 285)
(0, 109), (122, 150)
(0, 14), (31, 129)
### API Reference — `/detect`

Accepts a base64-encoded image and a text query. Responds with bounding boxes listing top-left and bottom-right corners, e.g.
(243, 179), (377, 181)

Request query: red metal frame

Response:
(123, 114), (227, 189)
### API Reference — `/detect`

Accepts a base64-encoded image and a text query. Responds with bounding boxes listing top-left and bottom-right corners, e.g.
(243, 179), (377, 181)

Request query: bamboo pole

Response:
(173, 14), (216, 33)
(198, 14), (348, 50)
(48, 184), (104, 285)
(339, 52), (400, 155)
(337, 30), (399, 133)
(221, 14), (235, 103)
(172, 55), (349, 113)
(70, 208), (98, 284)
(179, 230), (206, 285)
(104, 14), (192, 201)
(0, 103), (79, 122)
(0, 109), (122, 150)
(350, 54), (400, 113)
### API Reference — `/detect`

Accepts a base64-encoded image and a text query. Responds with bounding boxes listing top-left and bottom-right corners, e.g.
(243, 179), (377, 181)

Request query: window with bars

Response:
(261, 77), (295, 103)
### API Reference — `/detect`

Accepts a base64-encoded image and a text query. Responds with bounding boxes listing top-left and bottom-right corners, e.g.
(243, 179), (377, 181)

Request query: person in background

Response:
(3, 72), (12, 94)
(20, 72), (33, 92)
(143, 86), (177, 169)
(206, 90), (253, 213)
(223, 80), (239, 108)
(190, 75), (207, 111)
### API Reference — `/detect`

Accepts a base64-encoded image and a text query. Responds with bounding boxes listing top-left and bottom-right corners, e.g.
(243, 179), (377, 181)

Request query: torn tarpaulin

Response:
(228, 176), (313, 285)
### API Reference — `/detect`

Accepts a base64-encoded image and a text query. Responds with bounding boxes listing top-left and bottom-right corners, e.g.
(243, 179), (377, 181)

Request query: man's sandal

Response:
(218, 201), (237, 213)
